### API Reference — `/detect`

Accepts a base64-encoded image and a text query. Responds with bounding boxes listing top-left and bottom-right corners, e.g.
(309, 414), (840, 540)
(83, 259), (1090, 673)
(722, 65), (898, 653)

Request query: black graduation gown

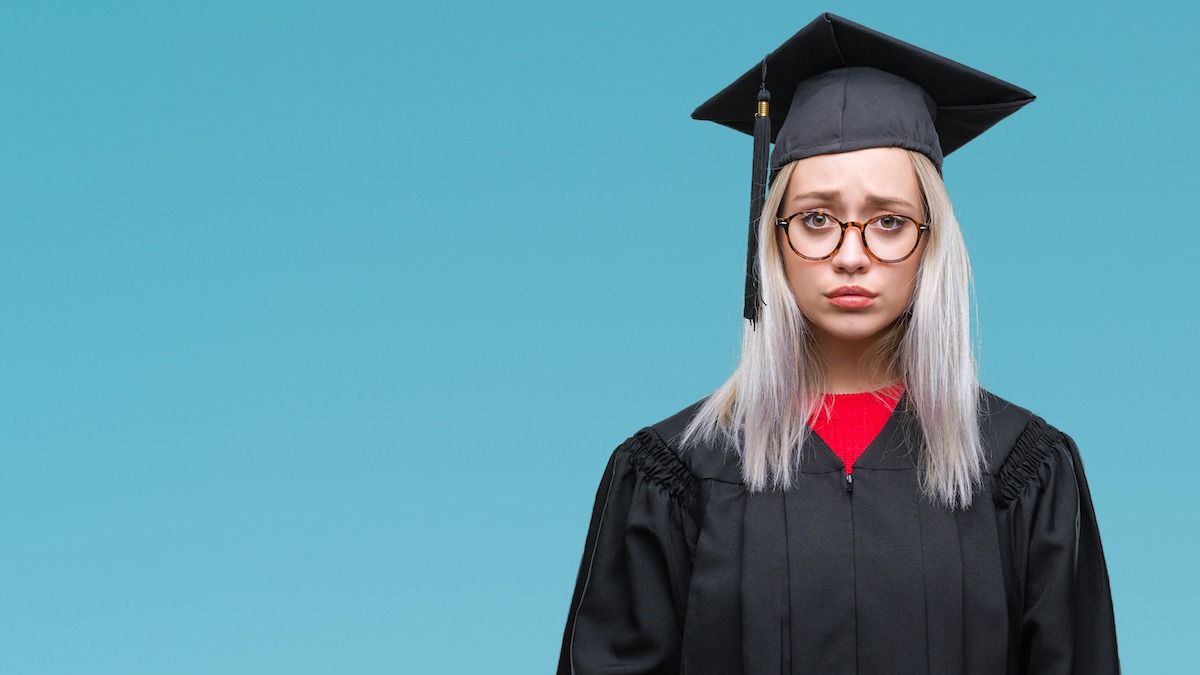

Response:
(556, 389), (1120, 674)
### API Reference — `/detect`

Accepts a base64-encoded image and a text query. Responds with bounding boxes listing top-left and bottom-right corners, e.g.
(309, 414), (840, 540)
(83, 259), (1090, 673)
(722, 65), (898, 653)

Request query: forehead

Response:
(784, 147), (920, 199)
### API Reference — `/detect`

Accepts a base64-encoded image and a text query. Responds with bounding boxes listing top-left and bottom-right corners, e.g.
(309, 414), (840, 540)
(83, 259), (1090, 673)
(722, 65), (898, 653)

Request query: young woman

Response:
(557, 12), (1120, 675)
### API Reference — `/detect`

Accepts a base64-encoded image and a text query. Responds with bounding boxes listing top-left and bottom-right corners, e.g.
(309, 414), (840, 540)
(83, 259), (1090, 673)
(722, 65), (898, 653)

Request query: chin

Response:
(812, 315), (893, 341)
(825, 328), (885, 342)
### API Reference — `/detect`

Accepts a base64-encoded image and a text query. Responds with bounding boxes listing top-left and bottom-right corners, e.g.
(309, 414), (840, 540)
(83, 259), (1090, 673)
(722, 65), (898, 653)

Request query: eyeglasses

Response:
(775, 210), (930, 262)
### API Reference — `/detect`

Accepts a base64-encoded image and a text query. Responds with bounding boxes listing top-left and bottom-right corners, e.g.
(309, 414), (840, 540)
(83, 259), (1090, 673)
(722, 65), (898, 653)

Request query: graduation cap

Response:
(692, 11), (1035, 327)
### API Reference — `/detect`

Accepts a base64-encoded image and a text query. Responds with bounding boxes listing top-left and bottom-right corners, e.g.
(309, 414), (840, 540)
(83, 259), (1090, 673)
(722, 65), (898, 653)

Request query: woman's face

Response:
(776, 147), (928, 346)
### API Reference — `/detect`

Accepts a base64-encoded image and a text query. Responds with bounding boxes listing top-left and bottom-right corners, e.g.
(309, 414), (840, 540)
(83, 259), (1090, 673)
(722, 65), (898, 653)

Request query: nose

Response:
(831, 225), (870, 273)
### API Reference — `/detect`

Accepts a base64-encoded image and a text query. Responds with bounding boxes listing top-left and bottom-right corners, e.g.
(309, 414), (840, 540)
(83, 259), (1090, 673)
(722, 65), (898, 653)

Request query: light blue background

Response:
(2, 1), (1194, 673)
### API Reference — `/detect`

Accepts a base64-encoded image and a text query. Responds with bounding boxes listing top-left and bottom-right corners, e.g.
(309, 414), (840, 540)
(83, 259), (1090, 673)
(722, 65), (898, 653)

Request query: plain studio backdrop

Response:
(1, 1), (1195, 673)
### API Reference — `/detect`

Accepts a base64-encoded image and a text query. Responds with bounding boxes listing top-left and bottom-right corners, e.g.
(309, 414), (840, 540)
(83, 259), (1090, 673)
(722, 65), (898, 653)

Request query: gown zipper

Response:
(845, 467), (858, 672)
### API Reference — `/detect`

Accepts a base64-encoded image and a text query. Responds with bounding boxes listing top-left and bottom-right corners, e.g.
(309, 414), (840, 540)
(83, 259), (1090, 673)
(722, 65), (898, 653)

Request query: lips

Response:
(827, 285), (878, 298)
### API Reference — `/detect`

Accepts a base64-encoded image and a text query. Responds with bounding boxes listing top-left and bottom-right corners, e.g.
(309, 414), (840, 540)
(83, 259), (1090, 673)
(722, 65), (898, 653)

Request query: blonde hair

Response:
(677, 149), (987, 510)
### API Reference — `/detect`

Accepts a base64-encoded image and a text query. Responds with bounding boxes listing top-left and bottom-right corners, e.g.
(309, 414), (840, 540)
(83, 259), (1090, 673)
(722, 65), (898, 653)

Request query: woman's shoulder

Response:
(979, 387), (1088, 505)
(600, 396), (746, 490)
(637, 396), (745, 485)
(979, 387), (1037, 472)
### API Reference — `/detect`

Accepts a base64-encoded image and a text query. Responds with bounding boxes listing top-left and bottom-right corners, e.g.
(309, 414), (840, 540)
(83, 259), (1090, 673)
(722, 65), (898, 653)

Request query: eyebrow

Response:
(790, 190), (919, 212)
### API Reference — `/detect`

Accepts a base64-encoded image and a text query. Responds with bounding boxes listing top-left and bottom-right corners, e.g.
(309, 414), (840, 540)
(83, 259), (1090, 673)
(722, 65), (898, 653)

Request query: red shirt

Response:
(806, 383), (905, 474)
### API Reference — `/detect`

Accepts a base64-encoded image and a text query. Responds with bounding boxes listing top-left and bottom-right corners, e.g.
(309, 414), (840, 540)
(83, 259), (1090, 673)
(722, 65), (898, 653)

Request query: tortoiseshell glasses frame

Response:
(774, 210), (931, 263)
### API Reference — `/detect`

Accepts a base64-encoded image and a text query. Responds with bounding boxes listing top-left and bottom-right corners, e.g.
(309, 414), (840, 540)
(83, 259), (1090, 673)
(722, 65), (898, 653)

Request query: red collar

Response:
(807, 383), (905, 474)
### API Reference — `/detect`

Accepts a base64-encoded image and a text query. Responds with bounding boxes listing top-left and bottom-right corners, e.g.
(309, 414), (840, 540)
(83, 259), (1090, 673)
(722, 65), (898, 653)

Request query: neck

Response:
(812, 327), (901, 394)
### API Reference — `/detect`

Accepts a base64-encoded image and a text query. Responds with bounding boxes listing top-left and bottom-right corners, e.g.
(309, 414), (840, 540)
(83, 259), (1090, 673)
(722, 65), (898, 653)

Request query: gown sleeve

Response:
(556, 427), (701, 675)
(995, 414), (1121, 674)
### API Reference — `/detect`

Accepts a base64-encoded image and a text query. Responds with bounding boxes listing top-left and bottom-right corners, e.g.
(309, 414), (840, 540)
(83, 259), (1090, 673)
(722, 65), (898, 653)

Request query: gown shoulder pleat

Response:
(625, 428), (701, 519)
(994, 414), (1063, 505)
(556, 427), (702, 675)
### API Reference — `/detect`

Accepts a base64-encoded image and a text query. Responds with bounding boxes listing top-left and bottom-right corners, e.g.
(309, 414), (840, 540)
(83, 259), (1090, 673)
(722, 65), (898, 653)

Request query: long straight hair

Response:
(677, 149), (987, 510)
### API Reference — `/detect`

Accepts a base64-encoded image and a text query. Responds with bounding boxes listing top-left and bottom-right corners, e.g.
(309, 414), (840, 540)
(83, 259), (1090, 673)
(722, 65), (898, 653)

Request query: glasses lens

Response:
(864, 215), (920, 260)
(787, 212), (843, 258)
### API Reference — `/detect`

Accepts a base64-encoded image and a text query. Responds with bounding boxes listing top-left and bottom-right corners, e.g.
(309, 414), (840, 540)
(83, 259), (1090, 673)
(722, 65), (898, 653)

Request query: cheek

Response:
(891, 261), (922, 301)
(785, 264), (827, 317)
(891, 239), (926, 293)
(779, 252), (818, 295)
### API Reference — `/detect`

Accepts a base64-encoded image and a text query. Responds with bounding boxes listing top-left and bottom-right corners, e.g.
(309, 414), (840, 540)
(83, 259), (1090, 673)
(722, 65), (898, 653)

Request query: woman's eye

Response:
(802, 212), (833, 228)
(877, 215), (905, 230)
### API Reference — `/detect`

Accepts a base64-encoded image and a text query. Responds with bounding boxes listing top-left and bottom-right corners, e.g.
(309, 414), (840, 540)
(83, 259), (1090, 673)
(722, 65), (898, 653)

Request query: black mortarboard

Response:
(692, 11), (1035, 327)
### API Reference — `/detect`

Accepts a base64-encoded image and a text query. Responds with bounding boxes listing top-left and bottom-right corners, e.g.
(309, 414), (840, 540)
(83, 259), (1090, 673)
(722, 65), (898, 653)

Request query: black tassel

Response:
(744, 57), (771, 327)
